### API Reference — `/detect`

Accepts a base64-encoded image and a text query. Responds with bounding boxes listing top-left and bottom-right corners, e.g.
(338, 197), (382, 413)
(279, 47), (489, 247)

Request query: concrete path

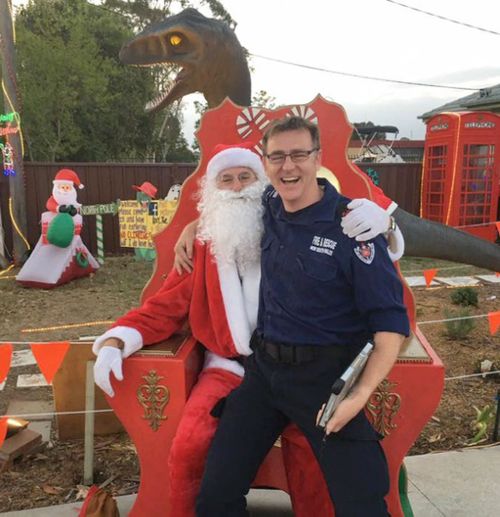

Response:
(2, 445), (499, 517)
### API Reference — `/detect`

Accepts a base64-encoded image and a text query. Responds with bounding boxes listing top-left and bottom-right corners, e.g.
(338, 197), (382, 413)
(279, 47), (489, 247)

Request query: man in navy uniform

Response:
(196, 116), (410, 517)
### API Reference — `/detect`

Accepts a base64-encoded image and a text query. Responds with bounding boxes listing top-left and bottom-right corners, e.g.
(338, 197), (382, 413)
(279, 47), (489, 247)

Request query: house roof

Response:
(420, 84), (500, 121)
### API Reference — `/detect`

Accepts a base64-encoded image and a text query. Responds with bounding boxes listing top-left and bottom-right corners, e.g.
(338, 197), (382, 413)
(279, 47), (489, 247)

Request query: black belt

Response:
(250, 332), (350, 364)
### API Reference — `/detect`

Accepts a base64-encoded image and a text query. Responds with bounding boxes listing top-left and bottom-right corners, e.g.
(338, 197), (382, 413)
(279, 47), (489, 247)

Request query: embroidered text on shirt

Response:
(310, 236), (337, 256)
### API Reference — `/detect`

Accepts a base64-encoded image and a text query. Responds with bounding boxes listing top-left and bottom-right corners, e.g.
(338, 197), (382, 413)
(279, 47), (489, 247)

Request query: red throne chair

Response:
(106, 97), (444, 517)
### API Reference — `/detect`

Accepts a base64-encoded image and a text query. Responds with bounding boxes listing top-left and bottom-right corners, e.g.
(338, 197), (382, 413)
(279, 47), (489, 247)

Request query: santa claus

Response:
(16, 168), (98, 288)
(92, 143), (404, 517)
(42, 168), (84, 244)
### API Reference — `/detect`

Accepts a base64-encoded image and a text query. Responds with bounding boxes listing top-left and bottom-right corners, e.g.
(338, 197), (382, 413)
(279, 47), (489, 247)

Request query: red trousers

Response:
(167, 368), (334, 517)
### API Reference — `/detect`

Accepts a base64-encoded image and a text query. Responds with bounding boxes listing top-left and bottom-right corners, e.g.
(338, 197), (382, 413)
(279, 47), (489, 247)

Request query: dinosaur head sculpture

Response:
(119, 8), (251, 112)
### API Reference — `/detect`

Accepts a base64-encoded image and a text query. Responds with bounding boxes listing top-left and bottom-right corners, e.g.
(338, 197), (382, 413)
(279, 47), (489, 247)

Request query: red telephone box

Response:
(421, 111), (500, 241)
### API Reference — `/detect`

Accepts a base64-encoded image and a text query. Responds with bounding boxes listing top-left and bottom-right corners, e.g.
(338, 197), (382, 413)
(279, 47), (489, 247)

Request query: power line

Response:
(385, 0), (500, 36)
(250, 54), (480, 91)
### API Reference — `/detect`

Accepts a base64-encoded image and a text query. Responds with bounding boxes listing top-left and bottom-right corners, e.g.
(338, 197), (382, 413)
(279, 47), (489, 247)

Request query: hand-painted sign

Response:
(119, 200), (178, 249)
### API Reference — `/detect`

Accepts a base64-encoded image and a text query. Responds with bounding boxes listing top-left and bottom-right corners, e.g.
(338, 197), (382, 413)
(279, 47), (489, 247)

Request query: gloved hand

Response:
(58, 204), (68, 213)
(67, 205), (78, 216)
(94, 346), (123, 397)
(341, 198), (391, 241)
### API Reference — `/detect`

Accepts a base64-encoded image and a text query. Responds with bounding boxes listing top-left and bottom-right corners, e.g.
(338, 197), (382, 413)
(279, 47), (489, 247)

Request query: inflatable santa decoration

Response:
(16, 168), (99, 288)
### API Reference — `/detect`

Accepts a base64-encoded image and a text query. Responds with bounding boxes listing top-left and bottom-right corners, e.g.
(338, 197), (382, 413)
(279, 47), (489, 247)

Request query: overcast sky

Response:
(182, 0), (500, 142)
(13, 0), (500, 143)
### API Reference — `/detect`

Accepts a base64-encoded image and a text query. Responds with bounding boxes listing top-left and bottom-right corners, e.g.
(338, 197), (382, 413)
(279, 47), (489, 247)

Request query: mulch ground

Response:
(0, 256), (498, 511)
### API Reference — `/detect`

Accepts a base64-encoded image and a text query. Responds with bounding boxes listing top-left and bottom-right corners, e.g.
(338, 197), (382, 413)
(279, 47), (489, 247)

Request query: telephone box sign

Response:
(430, 123), (448, 132)
(464, 121), (495, 129)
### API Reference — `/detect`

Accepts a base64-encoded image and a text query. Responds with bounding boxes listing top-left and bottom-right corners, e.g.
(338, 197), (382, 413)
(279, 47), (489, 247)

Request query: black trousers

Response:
(196, 346), (389, 517)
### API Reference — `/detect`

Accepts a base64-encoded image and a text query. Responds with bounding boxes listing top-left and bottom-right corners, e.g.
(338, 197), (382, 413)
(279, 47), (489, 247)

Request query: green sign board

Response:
(81, 202), (119, 216)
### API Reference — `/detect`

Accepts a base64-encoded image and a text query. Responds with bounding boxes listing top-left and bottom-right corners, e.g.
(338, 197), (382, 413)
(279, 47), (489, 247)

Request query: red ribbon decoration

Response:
(488, 311), (500, 335)
(0, 417), (8, 449)
(0, 343), (13, 384)
(30, 342), (70, 384)
(423, 268), (438, 288)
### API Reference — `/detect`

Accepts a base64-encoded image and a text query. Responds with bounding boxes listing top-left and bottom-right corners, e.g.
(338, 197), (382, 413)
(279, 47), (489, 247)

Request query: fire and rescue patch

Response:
(354, 242), (375, 264)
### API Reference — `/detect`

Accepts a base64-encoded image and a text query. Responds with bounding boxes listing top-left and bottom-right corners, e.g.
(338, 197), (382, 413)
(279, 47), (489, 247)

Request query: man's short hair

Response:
(262, 116), (321, 151)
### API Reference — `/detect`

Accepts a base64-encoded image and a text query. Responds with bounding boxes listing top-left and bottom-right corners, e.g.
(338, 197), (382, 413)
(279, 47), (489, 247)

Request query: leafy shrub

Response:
(450, 287), (478, 307)
(444, 308), (476, 339)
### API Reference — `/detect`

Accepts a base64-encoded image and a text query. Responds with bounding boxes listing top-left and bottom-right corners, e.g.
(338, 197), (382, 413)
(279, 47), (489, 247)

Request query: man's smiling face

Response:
(264, 128), (322, 212)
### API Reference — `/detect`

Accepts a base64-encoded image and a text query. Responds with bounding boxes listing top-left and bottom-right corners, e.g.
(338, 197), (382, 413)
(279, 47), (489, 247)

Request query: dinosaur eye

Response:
(170, 34), (182, 46)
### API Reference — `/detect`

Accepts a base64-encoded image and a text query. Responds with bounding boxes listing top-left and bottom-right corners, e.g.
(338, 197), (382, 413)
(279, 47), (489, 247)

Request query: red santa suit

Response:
(93, 240), (335, 517)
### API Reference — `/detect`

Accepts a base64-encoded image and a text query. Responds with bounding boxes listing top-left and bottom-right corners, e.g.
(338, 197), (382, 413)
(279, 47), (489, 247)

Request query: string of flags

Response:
(0, 310), (497, 387)
(420, 267), (500, 287)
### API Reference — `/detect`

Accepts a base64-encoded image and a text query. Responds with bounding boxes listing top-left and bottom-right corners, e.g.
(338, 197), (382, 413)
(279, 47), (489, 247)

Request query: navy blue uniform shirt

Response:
(257, 179), (410, 346)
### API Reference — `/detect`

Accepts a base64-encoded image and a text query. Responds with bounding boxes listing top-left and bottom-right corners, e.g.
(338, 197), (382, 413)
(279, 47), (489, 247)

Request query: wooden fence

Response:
(0, 161), (422, 257)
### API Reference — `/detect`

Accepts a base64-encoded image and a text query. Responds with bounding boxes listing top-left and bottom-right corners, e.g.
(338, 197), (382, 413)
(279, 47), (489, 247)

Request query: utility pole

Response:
(0, 0), (29, 264)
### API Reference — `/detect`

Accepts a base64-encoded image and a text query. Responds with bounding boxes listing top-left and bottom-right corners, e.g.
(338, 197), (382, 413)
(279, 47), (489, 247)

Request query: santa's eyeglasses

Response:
(216, 171), (257, 186)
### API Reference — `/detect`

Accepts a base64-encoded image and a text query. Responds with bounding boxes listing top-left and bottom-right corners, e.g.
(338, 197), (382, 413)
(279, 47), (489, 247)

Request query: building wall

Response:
(0, 161), (422, 257)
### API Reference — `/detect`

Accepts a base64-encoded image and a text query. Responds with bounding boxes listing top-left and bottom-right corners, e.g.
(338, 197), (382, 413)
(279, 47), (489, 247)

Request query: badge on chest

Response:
(354, 242), (375, 265)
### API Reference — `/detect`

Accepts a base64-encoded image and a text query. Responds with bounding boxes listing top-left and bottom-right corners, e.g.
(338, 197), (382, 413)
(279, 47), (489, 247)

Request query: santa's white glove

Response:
(94, 346), (123, 397)
(341, 198), (391, 241)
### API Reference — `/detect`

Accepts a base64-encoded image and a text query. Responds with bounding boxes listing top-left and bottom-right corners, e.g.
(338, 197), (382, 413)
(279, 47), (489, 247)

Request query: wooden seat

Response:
(106, 97), (444, 517)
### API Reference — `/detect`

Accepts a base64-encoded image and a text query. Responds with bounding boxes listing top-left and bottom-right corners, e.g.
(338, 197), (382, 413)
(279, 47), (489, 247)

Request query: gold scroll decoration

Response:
(366, 379), (401, 437)
(137, 370), (170, 431)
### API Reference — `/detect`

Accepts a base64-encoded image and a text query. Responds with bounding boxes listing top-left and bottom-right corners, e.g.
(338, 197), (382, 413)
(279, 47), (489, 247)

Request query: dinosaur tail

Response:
(393, 208), (500, 272)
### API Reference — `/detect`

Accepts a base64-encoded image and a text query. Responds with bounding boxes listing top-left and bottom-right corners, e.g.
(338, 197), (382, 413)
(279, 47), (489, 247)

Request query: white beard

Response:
(53, 186), (78, 207)
(197, 179), (266, 274)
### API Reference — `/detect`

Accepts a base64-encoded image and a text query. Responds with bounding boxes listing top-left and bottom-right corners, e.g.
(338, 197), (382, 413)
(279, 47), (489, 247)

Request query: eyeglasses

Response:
(265, 148), (319, 165)
(216, 170), (257, 187)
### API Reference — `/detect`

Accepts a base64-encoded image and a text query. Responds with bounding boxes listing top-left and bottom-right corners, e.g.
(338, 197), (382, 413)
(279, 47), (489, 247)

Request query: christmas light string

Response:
(20, 321), (114, 334)
(8, 196), (30, 250)
(1, 81), (24, 157)
(0, 19), (25, 157)
(0, 264), (14, 276)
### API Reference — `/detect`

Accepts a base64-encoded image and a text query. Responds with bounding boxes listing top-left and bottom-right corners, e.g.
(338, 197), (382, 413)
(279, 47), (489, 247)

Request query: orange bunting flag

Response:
(0, 417), (7, 449)
(488, 311), (500, 335)
(423, 269), (438, 288)
(30, 342), (70, 384)
(0, 344), (13, 384)
(496, 221), (500, 234)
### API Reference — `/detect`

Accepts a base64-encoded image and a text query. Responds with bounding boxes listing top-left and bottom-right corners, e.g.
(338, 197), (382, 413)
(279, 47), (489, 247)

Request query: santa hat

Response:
(206, 142), (266, 182)
(132, 181), (157, 199)
(53, 168), (84, 189)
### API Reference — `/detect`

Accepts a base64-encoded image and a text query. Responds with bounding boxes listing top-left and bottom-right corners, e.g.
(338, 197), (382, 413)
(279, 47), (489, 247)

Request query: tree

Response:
(16, 0), (160, 161)
(16, 0), (236, 162)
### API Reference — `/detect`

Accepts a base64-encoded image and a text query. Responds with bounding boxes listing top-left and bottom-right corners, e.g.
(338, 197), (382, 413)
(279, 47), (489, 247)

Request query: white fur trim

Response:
(206, 148), (266, 182)
(386, 201), (398, 215)
(387, 225), (405, 262)
(203, 351), (245, 377)
(216, 261), (253, 356)
(241, 263), (261, 330)
(92, 326), (143, 358)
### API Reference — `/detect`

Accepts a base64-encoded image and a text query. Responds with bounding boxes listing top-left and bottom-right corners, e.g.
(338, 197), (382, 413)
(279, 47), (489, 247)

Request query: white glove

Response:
(94, 346), (123, 397)
(341, 198), (391, 241)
